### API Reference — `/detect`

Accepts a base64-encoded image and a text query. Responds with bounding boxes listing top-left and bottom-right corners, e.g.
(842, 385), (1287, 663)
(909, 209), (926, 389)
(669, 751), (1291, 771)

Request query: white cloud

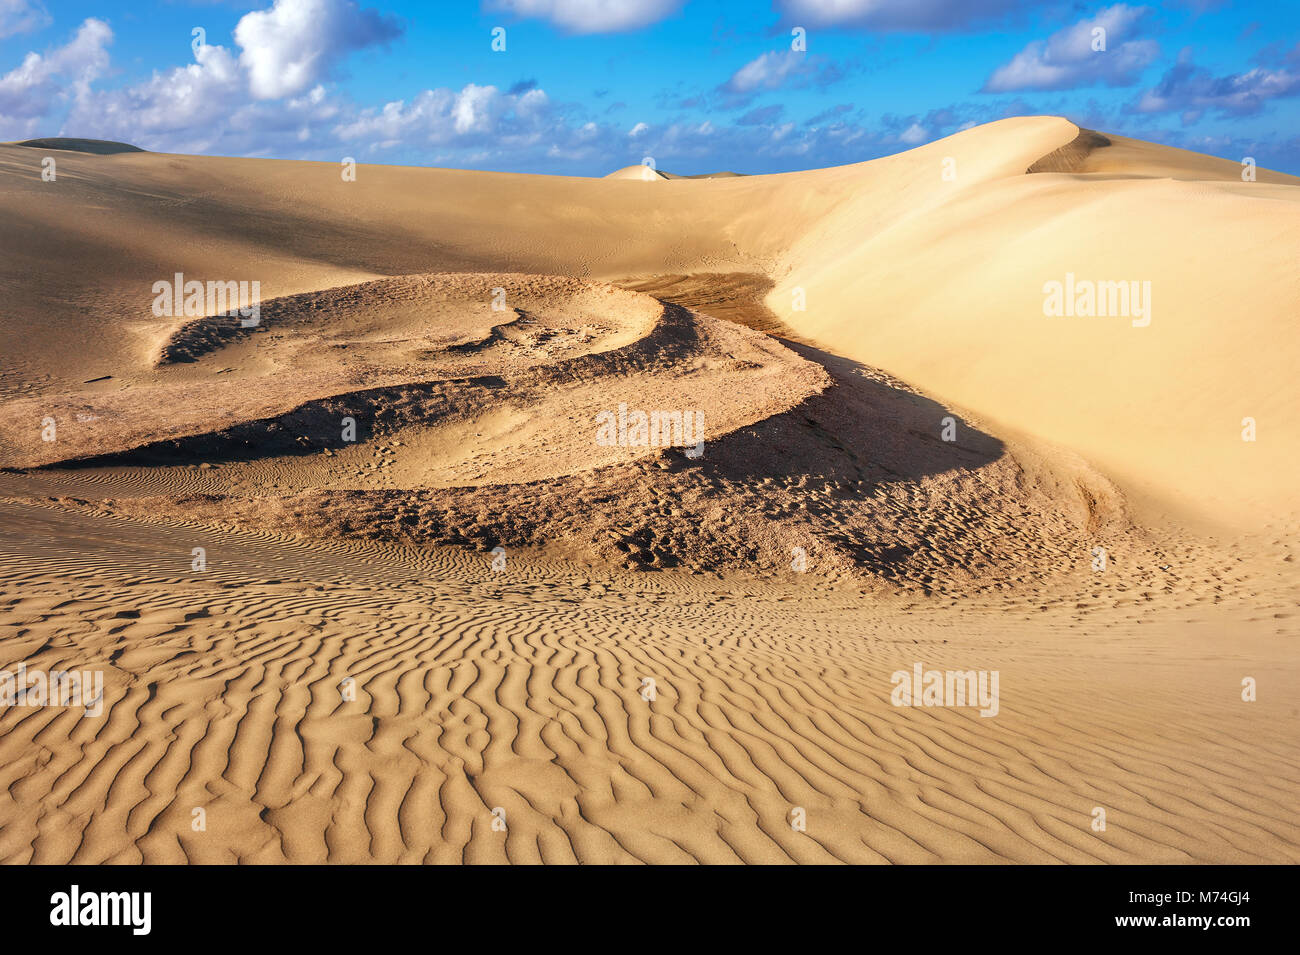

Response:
(0, 18), (111, 136)
(983, 5), (1158, 92)
(0, 0), (49, 39)
(723, 50), (813, 94)
(488, 0), (681, 33)
(334, 84), (552, 149)
(451, 83), (500, 134)
(17, 0), (400, 152)
(898, 122), (927, 144)
(628, 121), (648, 136)
(727, 51), (798, 93)
(1135, 49), (1300, 116)
(65, 42), (248, 153)
(234, 0), (400, 99)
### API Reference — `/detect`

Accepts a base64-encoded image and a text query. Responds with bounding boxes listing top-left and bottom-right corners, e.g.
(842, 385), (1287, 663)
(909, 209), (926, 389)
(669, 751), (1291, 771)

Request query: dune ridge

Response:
(1025, 127), (1112, 173)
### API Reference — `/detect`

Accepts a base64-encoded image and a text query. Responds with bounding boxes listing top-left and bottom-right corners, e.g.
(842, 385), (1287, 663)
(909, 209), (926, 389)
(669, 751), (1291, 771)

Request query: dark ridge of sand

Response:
(11, 137), (145, 155)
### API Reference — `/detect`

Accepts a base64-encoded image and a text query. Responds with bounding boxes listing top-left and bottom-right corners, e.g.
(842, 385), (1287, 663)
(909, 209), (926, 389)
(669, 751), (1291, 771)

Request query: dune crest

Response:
(765, 116), (1300, 528)
(11, 137), (145, 155)
(604, 164), (668, 180)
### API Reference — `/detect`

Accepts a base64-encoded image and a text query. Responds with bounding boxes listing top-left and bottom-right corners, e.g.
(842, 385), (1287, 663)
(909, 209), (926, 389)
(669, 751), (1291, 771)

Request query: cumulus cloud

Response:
(16, 0), (400, 153)
(983, 5), (1158, 92)
(235, 0), (401, 99)
(65, 42), (250, 153)
(29, 17), (556, 161)
(488, 0), (681, 33)
(1134, 48), (1300, 118)
(334, 84), (552, 150)
(0, 18), (111, 136)
(0, 0), (49, 39)
(776, 0), (1024, 31)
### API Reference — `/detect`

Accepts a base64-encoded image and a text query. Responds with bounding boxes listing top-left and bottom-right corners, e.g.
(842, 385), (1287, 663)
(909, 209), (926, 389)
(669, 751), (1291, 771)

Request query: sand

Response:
(0, 116), (1295, 863)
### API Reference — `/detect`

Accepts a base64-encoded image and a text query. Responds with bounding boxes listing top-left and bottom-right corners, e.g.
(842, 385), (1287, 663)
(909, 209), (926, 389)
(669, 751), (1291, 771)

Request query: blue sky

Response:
(2, 0), (1297, 175)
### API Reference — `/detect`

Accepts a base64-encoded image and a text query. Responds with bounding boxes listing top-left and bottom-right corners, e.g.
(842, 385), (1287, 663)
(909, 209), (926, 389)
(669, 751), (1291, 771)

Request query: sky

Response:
(1, 0), (1297, 176)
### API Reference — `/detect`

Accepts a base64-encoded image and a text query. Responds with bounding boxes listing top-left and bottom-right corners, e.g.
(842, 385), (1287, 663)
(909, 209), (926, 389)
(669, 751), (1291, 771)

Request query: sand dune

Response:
(0, 116), (1296, 864)
(765, 118), (1300, 529)
(604, 164), (669, 180)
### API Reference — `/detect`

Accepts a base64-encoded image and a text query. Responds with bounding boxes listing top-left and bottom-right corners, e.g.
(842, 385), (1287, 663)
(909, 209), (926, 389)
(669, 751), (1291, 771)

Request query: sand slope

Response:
(765, 119), (1300, 529)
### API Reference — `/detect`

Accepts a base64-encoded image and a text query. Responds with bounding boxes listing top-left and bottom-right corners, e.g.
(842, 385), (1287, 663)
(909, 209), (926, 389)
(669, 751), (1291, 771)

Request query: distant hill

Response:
(11, 138), (145, 155)
(603, 164), (669, 180)
(604, 164), (747, 180)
